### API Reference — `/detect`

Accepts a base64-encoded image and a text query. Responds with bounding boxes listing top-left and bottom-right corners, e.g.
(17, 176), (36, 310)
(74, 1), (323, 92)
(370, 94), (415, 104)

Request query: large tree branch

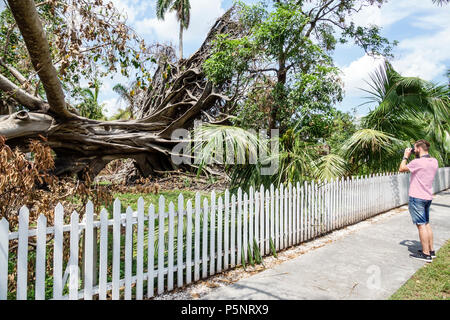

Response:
(0, 73), (48, 111)
(7, 0), (73, 119)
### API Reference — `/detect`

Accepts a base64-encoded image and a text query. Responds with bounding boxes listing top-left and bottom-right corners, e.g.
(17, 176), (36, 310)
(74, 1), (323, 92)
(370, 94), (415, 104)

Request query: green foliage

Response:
(351, 61), (450, 170)
(204, 0), (392, 134)
(203, 34), (254, 85)
(74, 79), (105, 120)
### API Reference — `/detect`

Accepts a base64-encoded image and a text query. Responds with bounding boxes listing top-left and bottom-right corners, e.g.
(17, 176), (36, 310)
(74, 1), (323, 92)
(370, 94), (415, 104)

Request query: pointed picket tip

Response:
(37, 214), (47, 224)
(186, 199), (192, 208)
(71, 210), (79, 221)
(138, 196), (144, 207)
(178, 193), (184, 201)
(114, 198), (121, 206)
(86, 200), (94, 210)
(149, 203), (155, 212)
(0, 218), (9, 228)
(259, 184), (264, 192)
(100, 208), (108, 217)
(231, 193), (236, 202)
(237, 188), (242, 196)
(249, 186), (254, 194)
(203, 198), (209, 206)
(126, 206), (133, 215)
(270, 183), (274, 191)
(55, 202), (64, 212)
(169, 201), (175, 211)
(19, 205), (29, 217)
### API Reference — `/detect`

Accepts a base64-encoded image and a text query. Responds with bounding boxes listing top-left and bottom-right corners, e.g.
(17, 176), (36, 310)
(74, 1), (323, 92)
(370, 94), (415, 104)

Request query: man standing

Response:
(399, 139), (439, 262)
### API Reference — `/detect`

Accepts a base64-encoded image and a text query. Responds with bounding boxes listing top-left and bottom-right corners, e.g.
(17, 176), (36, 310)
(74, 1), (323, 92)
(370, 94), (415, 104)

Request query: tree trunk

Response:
(0, 5), (241, 179)
(179, 21), (184, 60)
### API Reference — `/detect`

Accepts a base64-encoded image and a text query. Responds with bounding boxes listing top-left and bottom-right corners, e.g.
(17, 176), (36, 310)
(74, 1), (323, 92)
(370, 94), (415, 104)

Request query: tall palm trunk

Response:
(179, 20), (183, 59)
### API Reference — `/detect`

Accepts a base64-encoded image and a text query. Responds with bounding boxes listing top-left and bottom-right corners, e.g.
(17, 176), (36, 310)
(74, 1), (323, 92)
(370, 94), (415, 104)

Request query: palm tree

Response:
(342, 60), (450, 172)
(112, 82), (138, 119)
(76, 79), (104, 120)
(156, 0), (191, 59)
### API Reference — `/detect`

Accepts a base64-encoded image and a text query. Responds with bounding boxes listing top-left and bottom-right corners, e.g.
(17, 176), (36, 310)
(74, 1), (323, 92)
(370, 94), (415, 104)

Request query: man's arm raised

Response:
(399, 148), (412, 172)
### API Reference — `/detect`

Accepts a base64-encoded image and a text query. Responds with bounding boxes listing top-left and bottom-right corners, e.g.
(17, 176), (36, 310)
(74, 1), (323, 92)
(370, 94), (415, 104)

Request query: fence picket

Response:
(136, 198), (145, 299)
(202, 198), (209, 278)
(249, 187), (254, 257)
(254, 191), (260, 250)
(230, 194), (236, 267)
(168, 202), (175, 290)
(157, 196), (166, 295)
(112, 199), (121, 300)
(124, 206), (133, 299)
(147, 204), (155, 297)
(210, 191), (216, 275)
(275, 187), (279, 250)
(69, 211), (79, 300)
(243, 193), (248, 262)
(84, 201), (94, 300)
(259, 185), (265, 254)
(177, 194), (184, 288)
(53, 203), (64, 300)
(99, 208), (108, 300)
(283, 186), (288, 247)
(35, 215), (47, 300)
(279, 184), (284, 249)
(217, 197), (223, 272)
(223, 190), (230, 270)
(265, 189), (270, 254)
(287, 182), (294, 247)
(271, 184), (275, 248)
(194, 192), (201, 280)
(17, 206), (29, 300)
(186, 200), (193, 284)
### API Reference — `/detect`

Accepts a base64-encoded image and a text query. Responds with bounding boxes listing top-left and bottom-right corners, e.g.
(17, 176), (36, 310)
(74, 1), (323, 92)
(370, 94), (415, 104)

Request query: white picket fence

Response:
(1, 168), (449, 300)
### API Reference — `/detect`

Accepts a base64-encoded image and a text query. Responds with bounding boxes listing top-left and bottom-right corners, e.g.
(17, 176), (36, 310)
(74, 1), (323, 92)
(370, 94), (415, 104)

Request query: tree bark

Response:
(0, 5), (240, 179)
(179, 21), (184, 60)
(7, 0), (73, 119)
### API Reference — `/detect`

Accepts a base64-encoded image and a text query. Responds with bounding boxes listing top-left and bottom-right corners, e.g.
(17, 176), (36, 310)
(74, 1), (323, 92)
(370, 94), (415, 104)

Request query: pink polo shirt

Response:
(406, 157), (438, 200)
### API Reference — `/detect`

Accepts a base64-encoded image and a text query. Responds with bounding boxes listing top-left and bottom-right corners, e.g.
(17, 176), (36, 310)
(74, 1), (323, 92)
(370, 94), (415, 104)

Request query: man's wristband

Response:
(402, 157), (408, 161)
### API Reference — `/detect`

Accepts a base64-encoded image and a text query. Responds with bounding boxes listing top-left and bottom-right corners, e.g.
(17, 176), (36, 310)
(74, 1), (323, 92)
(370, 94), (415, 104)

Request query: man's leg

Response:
(417, 224), (430, 255)
(425, 224), (434, 252)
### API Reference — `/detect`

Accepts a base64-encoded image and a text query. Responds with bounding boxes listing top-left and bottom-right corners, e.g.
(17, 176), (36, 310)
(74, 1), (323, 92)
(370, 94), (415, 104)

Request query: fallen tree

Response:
(0, 1), (241, 179)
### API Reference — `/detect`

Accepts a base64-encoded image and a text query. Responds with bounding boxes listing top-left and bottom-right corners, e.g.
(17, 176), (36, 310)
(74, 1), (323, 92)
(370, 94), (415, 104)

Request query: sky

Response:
(99, 0), (450, 118)
(3, 0), (449, 117)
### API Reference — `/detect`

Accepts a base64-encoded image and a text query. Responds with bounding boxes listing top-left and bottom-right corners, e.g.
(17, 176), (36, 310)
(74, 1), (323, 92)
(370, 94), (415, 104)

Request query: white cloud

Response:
(110, 0), (153, 23)
(135, 0), (225, 53)
(349, 0), (441, 29)
(102, 97), (126, 118)
(339, 54), (385, 96)
(392, 27), (450, 80)
(341, 0), (450, 106)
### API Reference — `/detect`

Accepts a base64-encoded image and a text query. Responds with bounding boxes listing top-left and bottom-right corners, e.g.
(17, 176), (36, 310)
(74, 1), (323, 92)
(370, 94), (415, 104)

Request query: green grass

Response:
(390, 240), (450, 300)
(113, 189), (210, 211)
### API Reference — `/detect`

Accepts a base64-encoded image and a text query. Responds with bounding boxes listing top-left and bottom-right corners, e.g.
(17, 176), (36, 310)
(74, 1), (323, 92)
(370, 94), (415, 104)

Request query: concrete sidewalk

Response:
(202, 190), (450, 300)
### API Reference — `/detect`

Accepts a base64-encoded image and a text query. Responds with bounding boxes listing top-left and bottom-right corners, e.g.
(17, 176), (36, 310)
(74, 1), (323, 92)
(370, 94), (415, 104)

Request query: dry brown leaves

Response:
(0, 136), (112, 230)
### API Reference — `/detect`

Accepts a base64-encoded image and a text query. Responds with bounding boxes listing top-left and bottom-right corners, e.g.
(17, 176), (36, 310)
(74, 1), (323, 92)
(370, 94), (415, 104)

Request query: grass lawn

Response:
(390, 240), (450, 300)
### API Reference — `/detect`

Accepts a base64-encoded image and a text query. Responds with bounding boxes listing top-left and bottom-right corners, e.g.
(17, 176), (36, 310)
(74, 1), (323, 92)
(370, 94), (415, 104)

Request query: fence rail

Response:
(1, 168), (449, 300)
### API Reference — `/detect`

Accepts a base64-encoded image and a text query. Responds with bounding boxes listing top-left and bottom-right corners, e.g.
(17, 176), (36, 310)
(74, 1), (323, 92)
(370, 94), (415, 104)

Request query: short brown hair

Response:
(415, 139), (430, 151)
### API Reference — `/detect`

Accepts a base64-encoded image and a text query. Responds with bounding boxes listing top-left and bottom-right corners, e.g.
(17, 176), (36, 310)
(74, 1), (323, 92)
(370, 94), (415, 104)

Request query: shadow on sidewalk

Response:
(399, 240), (422, 254)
